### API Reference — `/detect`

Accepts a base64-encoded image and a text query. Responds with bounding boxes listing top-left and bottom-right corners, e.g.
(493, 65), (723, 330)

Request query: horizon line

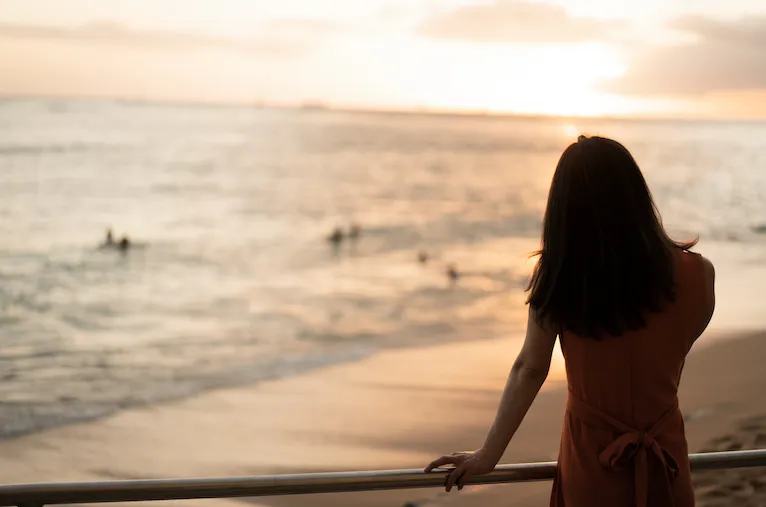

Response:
(1, 92), (764, 124)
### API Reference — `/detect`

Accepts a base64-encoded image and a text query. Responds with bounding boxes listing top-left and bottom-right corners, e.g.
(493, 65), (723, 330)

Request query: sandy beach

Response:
(2, 330), (765, 507)
(4, 100), (766, 507)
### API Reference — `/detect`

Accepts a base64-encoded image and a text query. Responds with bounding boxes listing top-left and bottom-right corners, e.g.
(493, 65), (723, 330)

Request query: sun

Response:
(404, 38), (649, 117)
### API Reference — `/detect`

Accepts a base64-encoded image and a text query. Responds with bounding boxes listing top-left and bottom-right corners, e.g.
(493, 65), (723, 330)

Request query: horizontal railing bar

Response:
(1, 449), (764, 506)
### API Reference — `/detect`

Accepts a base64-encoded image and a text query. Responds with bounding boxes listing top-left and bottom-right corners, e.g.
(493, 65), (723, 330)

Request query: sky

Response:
(1, 0), (766, 118)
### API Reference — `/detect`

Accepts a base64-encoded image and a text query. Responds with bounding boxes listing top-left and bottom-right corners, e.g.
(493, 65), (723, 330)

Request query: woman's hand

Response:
(424, 449), (498, 492)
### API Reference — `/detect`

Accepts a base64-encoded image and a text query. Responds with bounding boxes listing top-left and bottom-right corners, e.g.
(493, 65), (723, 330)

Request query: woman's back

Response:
(562, 250), (706, 426)
(554, 250), (712, 507)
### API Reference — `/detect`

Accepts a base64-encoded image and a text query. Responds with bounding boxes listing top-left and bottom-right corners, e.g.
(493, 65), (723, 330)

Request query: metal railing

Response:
(1, 449), (764, 507)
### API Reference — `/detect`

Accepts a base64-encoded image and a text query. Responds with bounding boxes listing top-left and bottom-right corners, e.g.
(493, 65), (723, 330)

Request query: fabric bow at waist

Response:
(567, 393), (680, 507)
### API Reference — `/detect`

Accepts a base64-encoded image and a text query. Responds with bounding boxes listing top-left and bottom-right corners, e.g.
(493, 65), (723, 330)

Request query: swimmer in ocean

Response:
(348, 223), (361, 240)
(102, 228), (115, 248)
(447, 263), (459, 283)
(118, 236), (131, 252)
(327, 227), (344, 245)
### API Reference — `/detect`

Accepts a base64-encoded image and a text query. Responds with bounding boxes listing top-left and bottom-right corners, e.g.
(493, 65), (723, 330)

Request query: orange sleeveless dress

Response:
(551, 251), (706, 507)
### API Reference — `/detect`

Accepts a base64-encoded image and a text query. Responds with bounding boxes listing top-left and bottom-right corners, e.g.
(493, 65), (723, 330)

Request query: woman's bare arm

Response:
(425, 308), (557, 490)
(478, 309), (558, 462)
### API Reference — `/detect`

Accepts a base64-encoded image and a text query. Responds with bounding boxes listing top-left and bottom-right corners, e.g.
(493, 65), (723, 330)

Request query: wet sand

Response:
(1, 332), (765, 507)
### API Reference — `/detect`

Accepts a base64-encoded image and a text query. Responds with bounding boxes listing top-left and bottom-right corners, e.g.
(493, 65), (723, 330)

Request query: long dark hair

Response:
(526, 135), (696, 338)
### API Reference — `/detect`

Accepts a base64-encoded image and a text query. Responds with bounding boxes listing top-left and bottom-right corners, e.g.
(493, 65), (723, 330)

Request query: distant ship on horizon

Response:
(300, 101), (329, 111)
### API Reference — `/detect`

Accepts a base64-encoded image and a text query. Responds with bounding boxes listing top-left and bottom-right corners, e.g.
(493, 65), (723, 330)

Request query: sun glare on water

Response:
(562, 123), (581, 138)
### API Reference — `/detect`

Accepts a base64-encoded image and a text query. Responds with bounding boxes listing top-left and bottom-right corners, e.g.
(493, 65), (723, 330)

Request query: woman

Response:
(425, 136), (715, 507)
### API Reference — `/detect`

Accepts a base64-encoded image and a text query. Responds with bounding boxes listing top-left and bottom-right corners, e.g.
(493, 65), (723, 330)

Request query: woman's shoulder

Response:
(678, 249), (715, 282)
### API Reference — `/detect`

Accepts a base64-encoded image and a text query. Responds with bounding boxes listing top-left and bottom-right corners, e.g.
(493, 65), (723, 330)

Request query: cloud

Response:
(0, 19), (339, 58)
(419, 0), (625, 44)
(607, 15), (766, 95)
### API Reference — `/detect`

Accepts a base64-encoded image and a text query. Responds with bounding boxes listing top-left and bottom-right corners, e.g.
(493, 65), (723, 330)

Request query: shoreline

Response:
(0, 321), (756, 443)
(0, 342), (380, 441)
(1, 329), (765, 507)
(0, 335), (540, 487)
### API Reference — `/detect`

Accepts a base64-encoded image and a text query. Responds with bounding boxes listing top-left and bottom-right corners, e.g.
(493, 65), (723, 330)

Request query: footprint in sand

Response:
(701, 434), (743, 452)
(738, 415), (766, 432)
(694, 414), (766, 507)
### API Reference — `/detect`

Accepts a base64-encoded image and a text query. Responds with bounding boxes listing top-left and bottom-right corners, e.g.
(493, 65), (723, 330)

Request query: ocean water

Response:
(1, 99), (766, 437)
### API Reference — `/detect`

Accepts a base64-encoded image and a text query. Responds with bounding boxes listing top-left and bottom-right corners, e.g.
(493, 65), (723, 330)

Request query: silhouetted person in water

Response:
(446, 263), (459, 283)
(327, 227), (344, 253)
(105, 229), (114, 246)
(418, 251), (429, 264)
(118, 237), (131, 252)
(348, 223), (361, 240)
(327, 227), (344, 244)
